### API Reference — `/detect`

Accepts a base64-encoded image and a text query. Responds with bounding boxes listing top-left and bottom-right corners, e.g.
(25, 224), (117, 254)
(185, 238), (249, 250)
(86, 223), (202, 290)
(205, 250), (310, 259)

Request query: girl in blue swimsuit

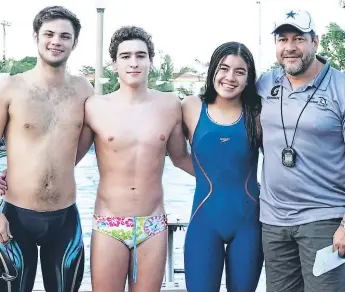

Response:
(182, 42), (263, 292)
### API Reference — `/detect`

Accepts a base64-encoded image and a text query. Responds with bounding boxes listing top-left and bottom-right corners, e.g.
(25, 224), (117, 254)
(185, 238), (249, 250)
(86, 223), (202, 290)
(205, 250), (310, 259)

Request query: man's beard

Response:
(281, 51), (315, 76)
(38, 50), (68, 68)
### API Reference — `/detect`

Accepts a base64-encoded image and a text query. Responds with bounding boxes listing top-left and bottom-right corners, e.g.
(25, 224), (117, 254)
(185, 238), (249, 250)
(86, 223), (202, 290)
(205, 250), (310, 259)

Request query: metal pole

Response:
(1, 21), (11, 61)
(95, 8), (105, 95)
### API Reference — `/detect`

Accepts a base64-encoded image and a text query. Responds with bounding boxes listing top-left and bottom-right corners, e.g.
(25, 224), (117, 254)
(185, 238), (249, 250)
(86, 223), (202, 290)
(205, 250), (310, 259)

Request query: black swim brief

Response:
(0, 200), (84, 292)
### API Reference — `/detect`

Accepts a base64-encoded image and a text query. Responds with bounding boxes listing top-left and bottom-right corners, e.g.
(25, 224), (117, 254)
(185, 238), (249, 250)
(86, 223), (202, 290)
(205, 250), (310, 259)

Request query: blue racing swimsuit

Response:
(184, 103), (263, 292)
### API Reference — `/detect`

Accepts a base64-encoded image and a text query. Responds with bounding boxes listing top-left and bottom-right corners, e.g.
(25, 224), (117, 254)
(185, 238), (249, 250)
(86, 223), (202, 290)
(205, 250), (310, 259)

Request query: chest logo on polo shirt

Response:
(318, 97), (327, 107)
(267, 85), (280, 100)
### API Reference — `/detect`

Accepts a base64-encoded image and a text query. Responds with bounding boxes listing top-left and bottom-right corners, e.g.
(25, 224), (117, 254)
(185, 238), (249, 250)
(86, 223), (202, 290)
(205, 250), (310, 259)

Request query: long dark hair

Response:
(200, 42), (262, 150)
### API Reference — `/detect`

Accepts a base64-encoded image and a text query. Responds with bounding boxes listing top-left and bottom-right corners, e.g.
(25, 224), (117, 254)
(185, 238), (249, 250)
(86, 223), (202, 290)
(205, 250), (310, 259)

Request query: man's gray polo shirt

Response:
(257, 58), (345, 226)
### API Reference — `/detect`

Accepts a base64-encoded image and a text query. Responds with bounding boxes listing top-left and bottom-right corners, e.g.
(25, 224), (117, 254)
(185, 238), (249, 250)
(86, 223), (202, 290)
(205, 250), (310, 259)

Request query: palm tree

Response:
(80, 53), (197, 95)
(149, 52), (197, 93)
(79, 64), (119, 94)
(103, 67), (120, 93)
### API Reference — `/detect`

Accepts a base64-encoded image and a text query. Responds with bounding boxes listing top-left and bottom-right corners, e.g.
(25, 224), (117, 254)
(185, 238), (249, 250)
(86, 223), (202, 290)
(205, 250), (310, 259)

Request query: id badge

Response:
(282, 147), (296, 167)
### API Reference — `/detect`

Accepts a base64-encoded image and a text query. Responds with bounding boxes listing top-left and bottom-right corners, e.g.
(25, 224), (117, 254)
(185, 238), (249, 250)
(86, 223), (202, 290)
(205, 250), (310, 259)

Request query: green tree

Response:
(79, 65), (95, 76)
(176, 85), (194, 98)
(319, 22), (345, 71)
(0, 57), (37, 75)
(80, 53), (196, 95)
(103, 67), (120, 93)
(79, 64), (120, 94)
(0, 60), (11, 73)
(149, 53), (196, 92)
(9, 57), (37, 75)
(265, 61), (281, 72)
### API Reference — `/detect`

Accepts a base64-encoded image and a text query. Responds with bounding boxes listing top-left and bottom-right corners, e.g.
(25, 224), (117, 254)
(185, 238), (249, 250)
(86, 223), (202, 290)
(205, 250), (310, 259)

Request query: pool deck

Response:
(32, 218), (267, 291)
(33, 281), (266, 292)
(32, 271), (267, 292)
(32, 282), (232, 292)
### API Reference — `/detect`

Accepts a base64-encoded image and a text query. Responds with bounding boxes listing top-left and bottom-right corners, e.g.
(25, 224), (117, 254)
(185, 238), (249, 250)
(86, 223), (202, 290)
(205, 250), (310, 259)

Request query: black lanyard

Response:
(280, 66), (330, 149)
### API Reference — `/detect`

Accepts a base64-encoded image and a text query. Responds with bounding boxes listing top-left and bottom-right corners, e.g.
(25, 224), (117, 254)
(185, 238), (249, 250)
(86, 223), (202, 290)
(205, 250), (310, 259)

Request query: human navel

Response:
(24, 123), (31, 129)
(108, 136), (114, 142)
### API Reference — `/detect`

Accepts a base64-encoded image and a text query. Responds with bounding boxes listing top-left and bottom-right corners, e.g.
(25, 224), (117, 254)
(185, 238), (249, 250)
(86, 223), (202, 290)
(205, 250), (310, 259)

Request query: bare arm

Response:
(0, 78), (10, 139)
(76, 122), (94, 165)
(75, 79), (95, 165)
(0, 78), (10, 195)
(0, 77), (12, 242)
(166, 98), (195, 176)
(76, 96), (95, 165)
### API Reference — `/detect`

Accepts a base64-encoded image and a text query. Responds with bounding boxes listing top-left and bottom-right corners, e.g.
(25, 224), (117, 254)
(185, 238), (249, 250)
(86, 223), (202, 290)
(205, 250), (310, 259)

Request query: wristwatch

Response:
(340, 219), (345, 228)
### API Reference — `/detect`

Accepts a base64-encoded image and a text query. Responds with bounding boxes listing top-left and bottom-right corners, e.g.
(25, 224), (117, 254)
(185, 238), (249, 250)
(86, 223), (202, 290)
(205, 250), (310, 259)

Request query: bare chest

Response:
(93, 106), (177, 151)
(10, 85), (84, 134)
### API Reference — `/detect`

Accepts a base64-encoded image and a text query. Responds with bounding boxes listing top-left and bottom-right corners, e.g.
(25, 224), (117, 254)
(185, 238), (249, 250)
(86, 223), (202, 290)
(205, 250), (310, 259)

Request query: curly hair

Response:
(109, 26), (155, 61)
(33, 6), (81, 43)
(200, 42), (262, 150)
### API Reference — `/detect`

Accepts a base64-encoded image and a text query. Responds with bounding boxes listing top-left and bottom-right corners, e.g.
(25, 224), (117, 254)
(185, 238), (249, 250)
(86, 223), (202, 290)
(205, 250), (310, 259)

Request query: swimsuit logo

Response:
(220, 138), (230, 143)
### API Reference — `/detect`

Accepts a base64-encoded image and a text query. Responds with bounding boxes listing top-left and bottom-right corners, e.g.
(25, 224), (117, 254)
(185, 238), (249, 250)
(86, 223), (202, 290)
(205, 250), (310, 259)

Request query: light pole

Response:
(95, 1), (106, 95)
(1, 21), (11, 61)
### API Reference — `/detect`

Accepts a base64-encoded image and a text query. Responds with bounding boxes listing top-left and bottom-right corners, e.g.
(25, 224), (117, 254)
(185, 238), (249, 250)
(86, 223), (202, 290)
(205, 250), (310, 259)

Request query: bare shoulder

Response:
(85, 90), (117, 110)
(70, 75), (95, 98)
(153, 90), (180, 103)
(151, 90), (181, 110)
(85, 93), (104, 112)
(181, 95), (201, 109)
(0, 75), (12, 92)
(0, 74), (24, 89)
(0, 74), (25, 102)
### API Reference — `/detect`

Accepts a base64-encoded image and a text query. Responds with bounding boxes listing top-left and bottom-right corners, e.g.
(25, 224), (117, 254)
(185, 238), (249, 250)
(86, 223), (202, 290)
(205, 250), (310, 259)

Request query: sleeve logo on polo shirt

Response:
(267, 85), (281, 100)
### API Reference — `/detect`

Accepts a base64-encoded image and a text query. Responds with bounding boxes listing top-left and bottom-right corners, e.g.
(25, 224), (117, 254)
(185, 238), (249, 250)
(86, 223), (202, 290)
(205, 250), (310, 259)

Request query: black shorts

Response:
(0, 200), (84, 292)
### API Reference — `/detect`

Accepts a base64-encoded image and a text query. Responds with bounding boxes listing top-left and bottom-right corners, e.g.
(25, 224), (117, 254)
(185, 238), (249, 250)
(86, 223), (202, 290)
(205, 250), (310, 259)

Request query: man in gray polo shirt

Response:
(257, 9), (345, 292)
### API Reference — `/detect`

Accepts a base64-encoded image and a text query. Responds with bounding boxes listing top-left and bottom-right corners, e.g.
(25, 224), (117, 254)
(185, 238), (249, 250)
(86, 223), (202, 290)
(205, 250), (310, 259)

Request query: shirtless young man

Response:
(0, 6), (94, 292)
(76, 26), (194, 292)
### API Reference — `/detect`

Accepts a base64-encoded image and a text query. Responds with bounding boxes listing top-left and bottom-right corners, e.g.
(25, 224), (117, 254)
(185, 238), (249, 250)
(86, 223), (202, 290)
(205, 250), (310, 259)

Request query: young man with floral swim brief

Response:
(76, 26), (194, 292)
(93, 214), (168, 249)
